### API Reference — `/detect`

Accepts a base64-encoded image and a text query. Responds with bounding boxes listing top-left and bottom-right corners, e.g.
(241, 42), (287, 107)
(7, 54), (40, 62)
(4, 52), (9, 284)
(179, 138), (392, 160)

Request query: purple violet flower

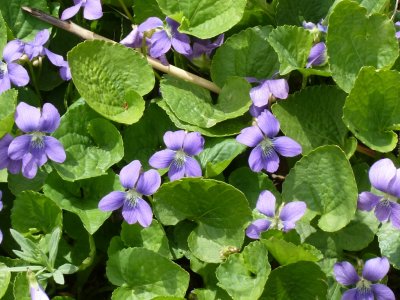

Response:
(246, 190), (306, 239)
(45, 51), (71, 81)
(0, 40), (29, 93)
(120, 26), (144, 49)
(149, 130), (204, 181)
(61, 0), (103, 21)
(28, 272), (49, 300)
(246, 77), (289, 108)
(24, 30), (66, 64)
(249, 104), (268, 118)
(8, 102), (66, 179)
(187, 34), (224, 60)
(358, 159), (400, 229)
(306, 42), (327, 68)
(0, 134), (22, 174)
(302, 20), (327, 33)
(334, 257), (395, 300)
(236, 110), (302, 173)
(98, 160), (160, 227)
(138, 17), (192, 59)
(0, 191), (2, 244)
(395, 22), (400, 39)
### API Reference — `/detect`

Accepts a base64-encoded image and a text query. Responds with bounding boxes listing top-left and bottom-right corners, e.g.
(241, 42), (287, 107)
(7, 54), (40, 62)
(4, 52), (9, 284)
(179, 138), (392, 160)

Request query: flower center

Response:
(356, 278), (372, 294)
(125, 189), (141, 207)
(0, 62), (7, 78)
(260, 138), (274, 157)
(174, 150), (187, 167)
(30, 132), (45, 149)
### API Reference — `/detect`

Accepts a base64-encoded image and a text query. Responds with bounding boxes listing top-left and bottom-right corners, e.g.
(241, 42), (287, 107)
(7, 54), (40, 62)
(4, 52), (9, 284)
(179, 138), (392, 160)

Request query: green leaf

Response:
(267, 25), (314, 75)
(343, 67), (400, 152)
(157, 100), (251, 137)
(68, 40), (154, 124)
(107, 248), (189, 299)
(211, 26), (279, 87)
(12, 273), (29, 300)
(160, 76), (251, 128)
(377, 222), (400, 269)
(326, 1), (398, 93)
(229, 167), (280, 209)
(0, 12), (8, 57)
(133, 0), (165, 23)
(153, 178), (252, 263)
(0, 89), (17, 139)
(0, 263), (10, 299)
(11, 191), (62, 234)
(156, 0), (247, 38)
(120, 220), (172, 259)
(43, 171), (121, 234)
(216, 241), (271, 300)
(276, 0), (334, 25)
(263, 237), (321, 265)
(7, 169), (48, 196)
(0, 0), (51, 40)
(271, 85), (354, 155)
(52, 100), (124, 181)
(282, 145), (358, 232)
(198, 138), (246, 178)
(123, 103), (175, 168)
(357, 0), (390, 13)
(260, 262), (327, 299)
(48, 227), (62, 267)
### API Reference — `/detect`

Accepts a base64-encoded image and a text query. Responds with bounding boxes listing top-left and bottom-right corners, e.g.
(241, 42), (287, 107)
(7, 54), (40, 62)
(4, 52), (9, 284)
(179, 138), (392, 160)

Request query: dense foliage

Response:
(0, 0), (400, 299)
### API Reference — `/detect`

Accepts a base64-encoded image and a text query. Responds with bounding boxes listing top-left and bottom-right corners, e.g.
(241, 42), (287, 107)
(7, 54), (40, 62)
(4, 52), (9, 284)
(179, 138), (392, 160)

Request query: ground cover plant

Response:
(0, 0), (400, 299)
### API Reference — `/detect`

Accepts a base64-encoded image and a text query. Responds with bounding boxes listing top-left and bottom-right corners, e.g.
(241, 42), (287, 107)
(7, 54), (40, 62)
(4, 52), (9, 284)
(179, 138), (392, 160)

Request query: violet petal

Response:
(371, 284), (396, 300)
(21, 153), (38, 179)
(168, 161), (185, 181)
(119, 160), (141, 190)
(236, 126), (264, 147)
(44, 136), (66, 163)
(369, 159), (396, 193)
(39, 103), (60, 133)
(256, 190), (276, 218)
(362, 257), (390, 282)
(171, 33), (192, 56)
(249, 81), (270, 107)
(256, 110), (280, 138)
(261, 149), (280, 173)
(60, 3), (82, 20)
(272, 136), (302, 157)
(386, 169), (400, 198)
(280, 201), (306, 224)
(98, 191), (125, 211)
(248, 146), (264, 172)
(8, 134), (32, 160)
(182, 132), (204, 156)
(341, 289), (359, 300)
(122, 201), (138, 224)
(7, 63), (29, 87)
(374, 201), (392, 222)
(163, 130), (186, 150)
(246, 219), (271, 239)
(138, 17), (163, 32)
(83, 0), (103, 20)
(149, 30), (172, 58)
(136, 169), (161, 196)
(3, 40), (24, 63)
(333, 261), (360, 285)
(15, 102), (41, 132)
(357, 192), (381, 211)
(136, 198), (153, 227)
(149, 149), (176, 169)
(266, 79), (289, 99)
(306, 42), (327, 68)
(183, 156), (202, 178)
(0, 74), (11, 93)
(390, 202), (400, 229)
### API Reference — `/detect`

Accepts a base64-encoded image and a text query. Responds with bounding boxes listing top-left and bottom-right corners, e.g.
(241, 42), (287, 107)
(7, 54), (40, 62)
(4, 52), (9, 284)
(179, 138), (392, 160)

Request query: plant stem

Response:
(27, 60), (42, 102)
(392, 0), (399, 20)
(21, 6), (221, 94)
(117, 0), (134, 22)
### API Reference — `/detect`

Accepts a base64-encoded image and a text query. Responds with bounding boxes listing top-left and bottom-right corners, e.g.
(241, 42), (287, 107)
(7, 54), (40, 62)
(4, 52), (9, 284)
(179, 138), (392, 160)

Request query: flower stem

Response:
(117, 0), (134, 21)
(20, 6), (222, 94)
(27, 60), (42, 103)
(392, 0), (399, 20)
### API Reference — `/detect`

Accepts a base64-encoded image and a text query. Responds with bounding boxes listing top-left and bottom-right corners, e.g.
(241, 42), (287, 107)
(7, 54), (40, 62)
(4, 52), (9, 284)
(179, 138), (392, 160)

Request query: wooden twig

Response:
(21, 6), (221, 94)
